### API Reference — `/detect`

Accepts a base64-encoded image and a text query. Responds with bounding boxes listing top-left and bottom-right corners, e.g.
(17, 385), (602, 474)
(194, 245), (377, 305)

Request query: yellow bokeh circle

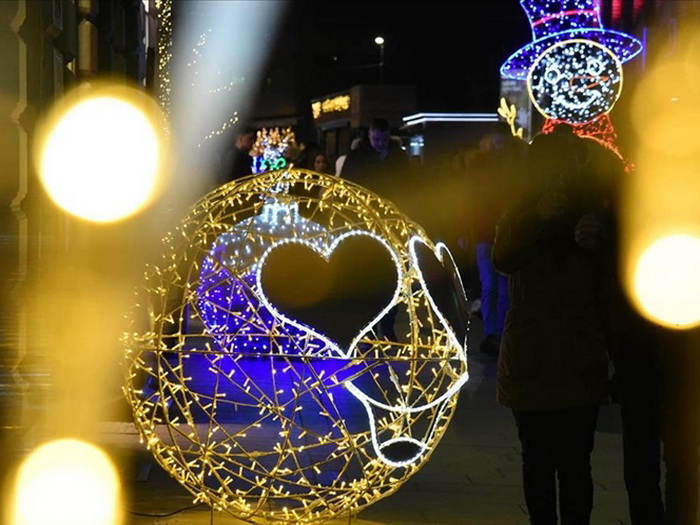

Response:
(38, 84), (167, 223)
(633, 234), (700, 329)
(11, 439), (122, 525)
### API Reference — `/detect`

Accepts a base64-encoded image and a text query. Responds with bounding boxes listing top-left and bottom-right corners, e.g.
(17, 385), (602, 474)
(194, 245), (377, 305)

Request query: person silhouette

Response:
(493, 130), (610, 525)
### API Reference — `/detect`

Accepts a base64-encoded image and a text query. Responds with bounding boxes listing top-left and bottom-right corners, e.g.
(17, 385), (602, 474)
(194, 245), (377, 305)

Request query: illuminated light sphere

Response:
(633, 234), (700, 329)
(528, 39), (623, 124)
(123, 168), (469, 524)
(11, 439), (122, 525)
(501, 0), (642, 81)
(38, 85), (166, 223)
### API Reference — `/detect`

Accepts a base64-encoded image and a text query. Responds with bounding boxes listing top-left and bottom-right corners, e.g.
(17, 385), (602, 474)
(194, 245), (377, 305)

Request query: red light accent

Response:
(612, 0), (623, 24)
(532, 9), (599, 27)
(634, 0), (644, 19)
(541, 115), (631, 170)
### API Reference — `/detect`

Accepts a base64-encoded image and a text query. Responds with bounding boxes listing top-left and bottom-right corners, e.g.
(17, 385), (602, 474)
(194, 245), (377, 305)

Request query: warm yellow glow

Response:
(38, 85), (166, 223)
(311, 95), (351, 120)
(497, 97), (524, 139)
(623, 23), (700, 330)
(632, 235), (700, 329)
(11, 439), (122, 525)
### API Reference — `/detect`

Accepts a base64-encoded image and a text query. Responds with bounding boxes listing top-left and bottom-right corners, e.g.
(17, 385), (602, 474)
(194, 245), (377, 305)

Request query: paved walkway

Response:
(102, 319), (632, 525)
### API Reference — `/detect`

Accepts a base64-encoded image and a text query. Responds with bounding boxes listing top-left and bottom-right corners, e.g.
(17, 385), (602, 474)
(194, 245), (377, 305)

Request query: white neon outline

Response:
(347, 379), (453, 468)
(343, 236), (470, 415)
(254, 230), (404, 358)
(408, 236), (469, 359)
(340, 236), (470, 468)
(403, 112), (499, 121)
(216, 203), (470, 469)
(379, 438), (428, 465)
(402, 113), (499, 126)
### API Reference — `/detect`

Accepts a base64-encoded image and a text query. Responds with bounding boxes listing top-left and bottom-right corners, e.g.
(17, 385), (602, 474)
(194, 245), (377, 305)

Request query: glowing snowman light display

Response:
(528, 39), (623, 124)
(501, 0), (643, 126)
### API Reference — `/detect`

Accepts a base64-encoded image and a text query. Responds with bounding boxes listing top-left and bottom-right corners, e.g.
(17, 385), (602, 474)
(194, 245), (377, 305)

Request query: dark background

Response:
(300, 0), (530, 111)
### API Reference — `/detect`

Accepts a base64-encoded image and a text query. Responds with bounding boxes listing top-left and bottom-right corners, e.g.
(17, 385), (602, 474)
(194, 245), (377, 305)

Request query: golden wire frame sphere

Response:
(123, 168), (469, 524)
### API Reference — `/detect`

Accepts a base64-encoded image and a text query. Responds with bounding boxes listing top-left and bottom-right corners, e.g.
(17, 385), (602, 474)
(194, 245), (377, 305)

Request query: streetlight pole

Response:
(374, 36), (385, 84)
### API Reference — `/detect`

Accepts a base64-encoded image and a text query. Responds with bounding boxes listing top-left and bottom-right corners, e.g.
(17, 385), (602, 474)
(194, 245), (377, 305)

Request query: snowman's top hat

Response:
(501, 0), (643, 80)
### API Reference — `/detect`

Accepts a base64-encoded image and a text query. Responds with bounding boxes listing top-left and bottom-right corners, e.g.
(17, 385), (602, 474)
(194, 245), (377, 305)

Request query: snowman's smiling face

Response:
(528, 39), (623, 124)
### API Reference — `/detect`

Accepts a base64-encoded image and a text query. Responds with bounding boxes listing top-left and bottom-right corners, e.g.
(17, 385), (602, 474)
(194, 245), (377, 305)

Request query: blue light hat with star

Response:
(501, 0), (643, 80)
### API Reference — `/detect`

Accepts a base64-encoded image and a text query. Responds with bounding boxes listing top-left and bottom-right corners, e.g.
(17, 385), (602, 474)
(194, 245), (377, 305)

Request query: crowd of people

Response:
(217, 118), (699, 525)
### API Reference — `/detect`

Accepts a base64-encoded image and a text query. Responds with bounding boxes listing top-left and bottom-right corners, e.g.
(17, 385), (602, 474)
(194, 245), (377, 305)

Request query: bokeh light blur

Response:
(38, 85), (167, 223)
(10, 439), (122, 525)
(633, 235), (700, 329)
(624, 23), (700, 329)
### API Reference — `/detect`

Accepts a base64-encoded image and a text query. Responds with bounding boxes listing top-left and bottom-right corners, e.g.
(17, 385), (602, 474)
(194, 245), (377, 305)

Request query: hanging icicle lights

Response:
(123, 168), (469, 524)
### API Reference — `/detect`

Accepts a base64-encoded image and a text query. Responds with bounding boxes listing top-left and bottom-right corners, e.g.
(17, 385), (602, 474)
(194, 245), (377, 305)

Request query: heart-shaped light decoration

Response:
(257, 231), (402, 357)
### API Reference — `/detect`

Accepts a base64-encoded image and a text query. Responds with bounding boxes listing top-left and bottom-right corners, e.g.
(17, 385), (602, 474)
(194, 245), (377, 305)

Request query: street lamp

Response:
(374, 36), (385, 84)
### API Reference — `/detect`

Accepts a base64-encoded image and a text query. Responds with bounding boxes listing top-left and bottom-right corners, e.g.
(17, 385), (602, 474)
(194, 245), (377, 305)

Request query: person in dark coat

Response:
(340, 118), (408, 199)
(340, 118), (408, 341)
(493, 130), (610, 525)
(222, 124), (257, 184)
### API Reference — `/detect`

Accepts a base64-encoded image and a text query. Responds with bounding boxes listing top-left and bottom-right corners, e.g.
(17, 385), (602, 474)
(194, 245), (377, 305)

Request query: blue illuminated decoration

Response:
(250, 127), (297, 174)
(253, 155), (288, 174)
(196, 199), (333, 355)
(501, 0), (643, 81)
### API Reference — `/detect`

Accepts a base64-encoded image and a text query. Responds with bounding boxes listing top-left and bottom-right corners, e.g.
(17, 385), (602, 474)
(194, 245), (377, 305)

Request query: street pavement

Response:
(99, 317), (634, 525)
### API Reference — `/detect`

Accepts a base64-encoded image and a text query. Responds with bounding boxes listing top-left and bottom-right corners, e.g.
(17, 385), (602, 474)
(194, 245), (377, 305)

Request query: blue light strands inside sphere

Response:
(501, 0), (643, 81)
(197, 199), (331, 356)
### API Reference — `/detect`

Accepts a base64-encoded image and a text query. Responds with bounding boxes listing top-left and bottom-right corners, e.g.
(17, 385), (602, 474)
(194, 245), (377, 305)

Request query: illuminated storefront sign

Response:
(311, 94), (351, 120)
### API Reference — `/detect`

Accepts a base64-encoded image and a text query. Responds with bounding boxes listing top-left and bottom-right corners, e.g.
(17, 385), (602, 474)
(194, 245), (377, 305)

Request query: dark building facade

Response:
(0, 0), (149, 474)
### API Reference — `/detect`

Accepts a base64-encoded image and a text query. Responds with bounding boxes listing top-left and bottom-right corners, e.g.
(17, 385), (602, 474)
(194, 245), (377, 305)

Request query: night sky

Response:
(304, 0), (532, 112)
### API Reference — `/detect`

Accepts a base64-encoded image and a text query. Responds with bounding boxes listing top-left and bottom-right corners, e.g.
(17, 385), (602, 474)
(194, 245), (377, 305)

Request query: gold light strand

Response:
(198, 114), (239, 148)
(155, 0), (173, 114)
(498, 97), (524, 139)
(249, 127), (297, 158)
(155, 3), (240, 144)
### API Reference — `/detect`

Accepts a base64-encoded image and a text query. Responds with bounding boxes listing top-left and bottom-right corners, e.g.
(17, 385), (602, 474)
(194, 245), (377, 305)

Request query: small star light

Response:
(250, 127), (298, 173)
(123, 168), (469, 524)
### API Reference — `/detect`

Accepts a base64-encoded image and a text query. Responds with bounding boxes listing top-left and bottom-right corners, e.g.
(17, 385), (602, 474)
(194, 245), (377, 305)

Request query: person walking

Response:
(340, 117), (408, 341)
(492, 130), (610, 525)
(340, 118), (408, 196)
(468, 124), (524, 357)
(223, 124), (257, 183)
